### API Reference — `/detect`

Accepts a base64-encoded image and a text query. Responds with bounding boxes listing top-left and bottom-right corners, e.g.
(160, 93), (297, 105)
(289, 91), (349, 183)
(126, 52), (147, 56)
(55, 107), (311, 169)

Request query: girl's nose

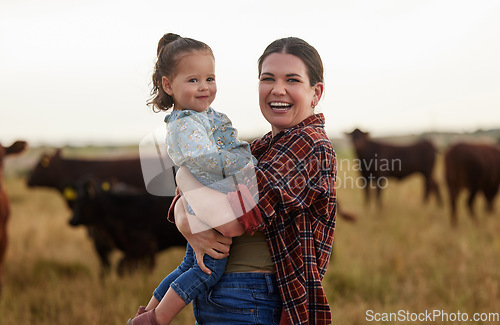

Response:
(199, 81), (209, 91)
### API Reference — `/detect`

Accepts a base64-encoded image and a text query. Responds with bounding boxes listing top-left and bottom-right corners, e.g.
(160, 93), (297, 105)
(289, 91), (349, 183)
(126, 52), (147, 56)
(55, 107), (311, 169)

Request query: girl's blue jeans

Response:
(153, 243), (226, 304)
(193, 272), (283, 325)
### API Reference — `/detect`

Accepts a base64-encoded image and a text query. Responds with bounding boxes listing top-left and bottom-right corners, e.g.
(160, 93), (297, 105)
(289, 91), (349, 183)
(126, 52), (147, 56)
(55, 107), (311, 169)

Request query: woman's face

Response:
(259, 53), (323, 136)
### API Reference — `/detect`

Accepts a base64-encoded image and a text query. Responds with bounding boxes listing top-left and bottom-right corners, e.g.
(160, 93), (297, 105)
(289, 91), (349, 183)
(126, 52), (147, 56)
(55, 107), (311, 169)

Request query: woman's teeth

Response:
(270, 102), (292, 110)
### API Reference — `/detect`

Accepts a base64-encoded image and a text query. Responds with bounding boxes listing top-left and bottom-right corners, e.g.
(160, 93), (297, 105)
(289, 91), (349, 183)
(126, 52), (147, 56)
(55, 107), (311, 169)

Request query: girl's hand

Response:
(174, 196), (232, 274)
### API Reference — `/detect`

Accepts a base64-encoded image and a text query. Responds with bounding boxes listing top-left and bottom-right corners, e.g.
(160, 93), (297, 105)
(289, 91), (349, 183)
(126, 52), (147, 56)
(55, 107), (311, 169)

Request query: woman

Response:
(171, 37), (336, 324)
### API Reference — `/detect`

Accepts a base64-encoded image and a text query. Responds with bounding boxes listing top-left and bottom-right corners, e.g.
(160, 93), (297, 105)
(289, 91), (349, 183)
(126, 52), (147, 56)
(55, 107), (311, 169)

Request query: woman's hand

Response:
(174, 196), (232, 274)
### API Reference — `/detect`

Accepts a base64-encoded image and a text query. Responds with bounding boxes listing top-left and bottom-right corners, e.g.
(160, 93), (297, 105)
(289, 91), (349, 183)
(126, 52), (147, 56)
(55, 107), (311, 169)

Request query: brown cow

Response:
(346, 128), (441, 207)
(0, 140), (27, 293)
(444, 142), (500, 226)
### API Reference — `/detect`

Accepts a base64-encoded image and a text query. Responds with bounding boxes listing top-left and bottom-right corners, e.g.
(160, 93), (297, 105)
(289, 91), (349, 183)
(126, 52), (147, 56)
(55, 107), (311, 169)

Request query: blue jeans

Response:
(193, 272), (282, 325)
(153, 243), (226, 304)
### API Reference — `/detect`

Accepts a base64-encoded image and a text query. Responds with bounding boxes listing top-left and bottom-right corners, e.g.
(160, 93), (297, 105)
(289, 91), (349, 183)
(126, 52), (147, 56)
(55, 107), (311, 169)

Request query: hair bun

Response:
(157, 33), (181, 56)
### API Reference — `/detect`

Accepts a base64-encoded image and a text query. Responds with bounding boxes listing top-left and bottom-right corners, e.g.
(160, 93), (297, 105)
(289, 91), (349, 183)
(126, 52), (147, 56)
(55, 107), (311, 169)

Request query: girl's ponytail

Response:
(156, 33), (181, 57)
(149, 33), (180, 112)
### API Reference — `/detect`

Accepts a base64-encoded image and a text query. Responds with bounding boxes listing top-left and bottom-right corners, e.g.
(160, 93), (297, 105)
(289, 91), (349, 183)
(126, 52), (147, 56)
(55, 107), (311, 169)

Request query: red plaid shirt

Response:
(168, 114), (336, 324)
(230, 113), (337, 324)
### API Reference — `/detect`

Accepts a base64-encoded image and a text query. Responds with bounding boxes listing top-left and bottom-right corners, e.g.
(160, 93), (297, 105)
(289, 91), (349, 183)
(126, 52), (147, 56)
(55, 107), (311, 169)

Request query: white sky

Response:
(1, 0), (499, 146)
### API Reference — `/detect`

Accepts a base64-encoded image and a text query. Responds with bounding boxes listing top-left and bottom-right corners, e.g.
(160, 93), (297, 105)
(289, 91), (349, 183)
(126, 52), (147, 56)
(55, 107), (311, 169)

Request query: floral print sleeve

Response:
(166, 110), (222, 175)
(165, 108), (256, 188)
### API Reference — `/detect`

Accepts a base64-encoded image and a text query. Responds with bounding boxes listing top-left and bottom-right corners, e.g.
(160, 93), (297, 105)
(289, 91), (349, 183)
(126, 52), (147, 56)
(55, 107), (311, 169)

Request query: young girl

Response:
(128, 33), (256, 325)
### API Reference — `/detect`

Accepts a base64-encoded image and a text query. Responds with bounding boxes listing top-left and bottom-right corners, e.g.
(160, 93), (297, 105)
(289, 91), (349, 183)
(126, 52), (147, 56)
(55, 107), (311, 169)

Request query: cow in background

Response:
(336, 201), (357, 223)
(27, 149), (145, 193)
(26, 149), (175, 276)
(0, 140), (27, 293)
(346, 129), (441, 207)
(444, 142), (500, 226)
(69, 178), (186, 275)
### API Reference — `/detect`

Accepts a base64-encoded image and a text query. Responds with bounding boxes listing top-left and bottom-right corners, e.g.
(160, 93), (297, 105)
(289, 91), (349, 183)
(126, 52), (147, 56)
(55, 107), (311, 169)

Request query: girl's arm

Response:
(174, 196), (233, 274)
(176, 166), (245, 237)
(169, 112), (254, 178)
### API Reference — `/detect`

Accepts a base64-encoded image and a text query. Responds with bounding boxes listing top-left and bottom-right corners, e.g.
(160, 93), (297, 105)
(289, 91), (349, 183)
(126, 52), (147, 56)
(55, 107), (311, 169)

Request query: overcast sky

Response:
(1, 0), (499, 146)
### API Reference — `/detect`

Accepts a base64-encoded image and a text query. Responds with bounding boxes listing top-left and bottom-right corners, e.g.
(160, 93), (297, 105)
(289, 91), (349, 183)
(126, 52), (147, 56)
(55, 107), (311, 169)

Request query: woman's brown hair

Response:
(258, 37), (324, 87)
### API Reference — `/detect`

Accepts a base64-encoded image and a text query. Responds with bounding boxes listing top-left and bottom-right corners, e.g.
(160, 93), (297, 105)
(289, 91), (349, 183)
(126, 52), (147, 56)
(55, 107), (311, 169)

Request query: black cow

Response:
(26, 149), (174, 276)
(27, 149), (145, 192)
(346, 128), (441, 207)
(444, 142), (500, 226)
(70, 178), (186, 275)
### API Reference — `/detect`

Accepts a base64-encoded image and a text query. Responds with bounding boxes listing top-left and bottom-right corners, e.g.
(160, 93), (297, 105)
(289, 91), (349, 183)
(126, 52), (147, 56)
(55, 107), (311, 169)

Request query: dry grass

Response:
(332, 154), (500, 324)
(2, 151), (500, 324)
(2, 177), (195, 324)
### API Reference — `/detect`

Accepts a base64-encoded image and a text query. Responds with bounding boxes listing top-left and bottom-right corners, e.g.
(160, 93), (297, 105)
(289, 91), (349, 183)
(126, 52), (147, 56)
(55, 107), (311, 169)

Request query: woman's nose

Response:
(271, 81), (286, 95)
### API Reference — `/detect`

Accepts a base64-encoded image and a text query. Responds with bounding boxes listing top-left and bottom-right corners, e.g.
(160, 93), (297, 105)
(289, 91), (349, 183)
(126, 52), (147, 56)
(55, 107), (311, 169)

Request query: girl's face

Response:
(162, 51), (216, 112)
(259, 53), (323, 136)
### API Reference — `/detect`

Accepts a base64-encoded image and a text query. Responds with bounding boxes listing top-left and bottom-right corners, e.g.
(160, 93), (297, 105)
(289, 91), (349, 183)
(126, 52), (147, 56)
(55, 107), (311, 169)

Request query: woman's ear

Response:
(312, 82), (324, 107)
(162, 76), (173, 96)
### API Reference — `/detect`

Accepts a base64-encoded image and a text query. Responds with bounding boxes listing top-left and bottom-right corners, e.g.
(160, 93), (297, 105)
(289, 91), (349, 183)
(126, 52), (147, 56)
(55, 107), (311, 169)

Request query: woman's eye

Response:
(260, 77), (274, 82)
(287, 78), (300, 83)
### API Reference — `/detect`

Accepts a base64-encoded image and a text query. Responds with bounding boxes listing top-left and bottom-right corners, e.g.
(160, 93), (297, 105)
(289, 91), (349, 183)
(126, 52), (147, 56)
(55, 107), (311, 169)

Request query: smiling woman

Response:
(169, 36), (337, 324)
(258, 53), (323, 136)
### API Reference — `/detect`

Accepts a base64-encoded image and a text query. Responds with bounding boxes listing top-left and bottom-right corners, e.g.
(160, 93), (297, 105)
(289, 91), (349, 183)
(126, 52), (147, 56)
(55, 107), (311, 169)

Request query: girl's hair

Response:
(258, 37), (324, 87)
(148, 33), (214, 112)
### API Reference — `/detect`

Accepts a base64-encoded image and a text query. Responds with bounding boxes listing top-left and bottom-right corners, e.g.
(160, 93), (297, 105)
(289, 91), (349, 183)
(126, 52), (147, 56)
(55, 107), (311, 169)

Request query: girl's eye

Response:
(188, 78), (198, 83)
(207, 77), (215, 82)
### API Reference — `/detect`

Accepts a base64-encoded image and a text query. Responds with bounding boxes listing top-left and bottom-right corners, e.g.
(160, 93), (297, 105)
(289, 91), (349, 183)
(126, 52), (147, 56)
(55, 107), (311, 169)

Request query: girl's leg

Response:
(144, 296), (160, 312)
(153, 250), (227, 324)
(151, 244), (195, 304)
(168, 248), (226, 304)
(152, 287), (187, 324)
(129, 245), (195, 325)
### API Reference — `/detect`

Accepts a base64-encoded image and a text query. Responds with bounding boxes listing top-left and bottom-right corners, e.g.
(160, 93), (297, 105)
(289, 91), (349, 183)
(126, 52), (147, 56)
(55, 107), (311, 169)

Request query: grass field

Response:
(1, 146), (499, 324)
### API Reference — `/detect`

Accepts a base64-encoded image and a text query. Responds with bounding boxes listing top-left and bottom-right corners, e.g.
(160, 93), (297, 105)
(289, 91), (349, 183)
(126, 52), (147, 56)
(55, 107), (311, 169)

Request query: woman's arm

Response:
(176, 166), (245, 237)
(174, 196), (233, 274)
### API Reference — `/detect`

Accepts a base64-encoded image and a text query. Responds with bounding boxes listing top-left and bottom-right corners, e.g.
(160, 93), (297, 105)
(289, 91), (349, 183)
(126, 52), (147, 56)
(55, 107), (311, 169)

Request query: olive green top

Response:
(225, 230), (274, 273)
